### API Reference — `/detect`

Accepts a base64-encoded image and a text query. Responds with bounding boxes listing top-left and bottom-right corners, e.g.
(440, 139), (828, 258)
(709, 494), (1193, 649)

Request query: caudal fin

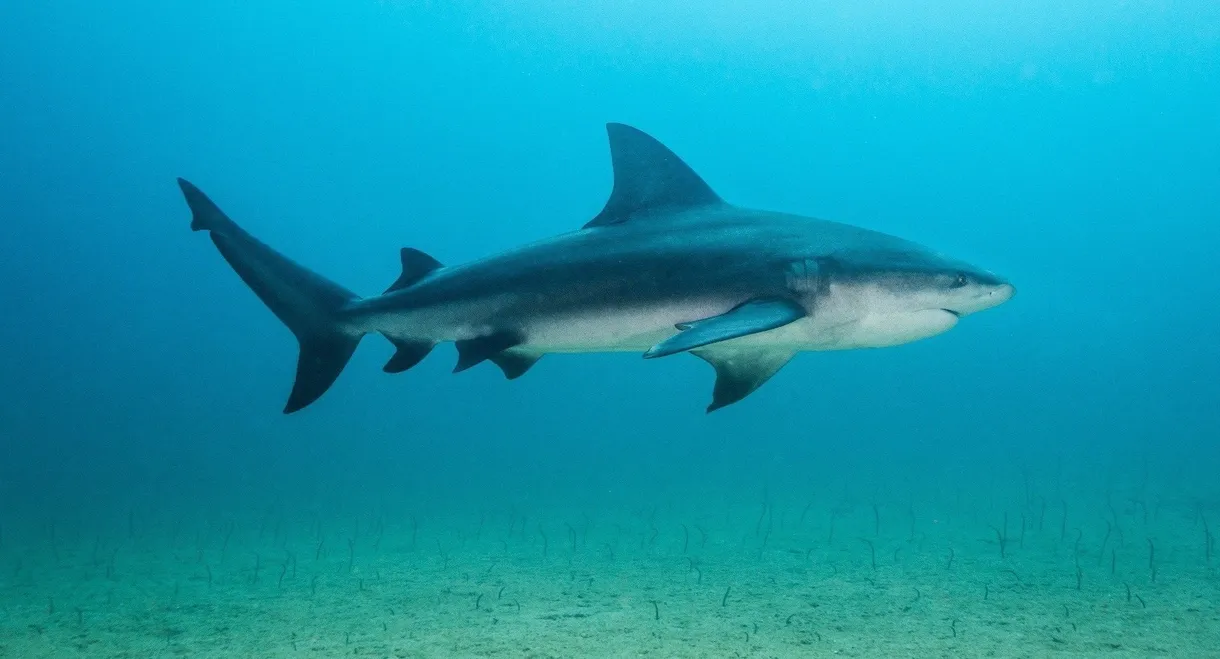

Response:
(177, 178), (362, 413)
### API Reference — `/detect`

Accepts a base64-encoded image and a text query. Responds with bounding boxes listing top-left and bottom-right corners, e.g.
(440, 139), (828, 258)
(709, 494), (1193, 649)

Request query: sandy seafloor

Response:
(2, 497), (1218, 658)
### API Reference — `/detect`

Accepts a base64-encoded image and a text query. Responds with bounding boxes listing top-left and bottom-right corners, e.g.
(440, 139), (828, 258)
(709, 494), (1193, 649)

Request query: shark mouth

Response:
(940, 309), (961, 318)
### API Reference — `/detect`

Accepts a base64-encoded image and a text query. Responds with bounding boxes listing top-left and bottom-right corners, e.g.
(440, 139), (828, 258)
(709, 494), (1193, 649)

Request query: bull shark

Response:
(178, 123), (1014, 413)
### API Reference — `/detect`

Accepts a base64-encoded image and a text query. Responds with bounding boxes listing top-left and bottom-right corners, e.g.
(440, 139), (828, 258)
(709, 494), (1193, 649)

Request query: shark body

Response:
(179, 123), (1014, 413)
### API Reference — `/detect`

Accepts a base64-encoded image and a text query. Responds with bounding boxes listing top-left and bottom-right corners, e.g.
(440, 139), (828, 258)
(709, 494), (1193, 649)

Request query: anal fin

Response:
(692, 347), (796, 413)
(454, 330), (523, 373)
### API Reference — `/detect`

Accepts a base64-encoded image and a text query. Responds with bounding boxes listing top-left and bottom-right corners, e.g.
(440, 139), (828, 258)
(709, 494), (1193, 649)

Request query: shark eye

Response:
(951, 273), (969, 288)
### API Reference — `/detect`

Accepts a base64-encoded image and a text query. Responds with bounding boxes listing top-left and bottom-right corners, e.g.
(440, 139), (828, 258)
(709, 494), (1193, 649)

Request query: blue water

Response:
(1, 2), (1218, 656)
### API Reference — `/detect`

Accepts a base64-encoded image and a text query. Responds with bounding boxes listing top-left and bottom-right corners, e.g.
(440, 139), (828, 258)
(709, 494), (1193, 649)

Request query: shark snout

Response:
(946, 280), (1014, 317)
(990, 281), (1010, 305)
(971, 281), (1015, 314)
(991, 282), (1016, 304)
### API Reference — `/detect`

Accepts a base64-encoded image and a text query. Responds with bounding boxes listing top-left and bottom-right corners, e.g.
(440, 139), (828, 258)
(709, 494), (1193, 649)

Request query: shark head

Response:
(895, 255), (1014, 318)
(813, 246), (1015, 347)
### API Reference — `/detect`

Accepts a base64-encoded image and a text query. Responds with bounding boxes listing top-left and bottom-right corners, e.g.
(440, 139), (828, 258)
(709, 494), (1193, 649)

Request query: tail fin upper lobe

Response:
(177, 178), (362, 413)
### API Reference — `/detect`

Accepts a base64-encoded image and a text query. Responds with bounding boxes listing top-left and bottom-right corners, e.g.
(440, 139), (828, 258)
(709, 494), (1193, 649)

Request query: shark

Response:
(177, 123), (1014, 413)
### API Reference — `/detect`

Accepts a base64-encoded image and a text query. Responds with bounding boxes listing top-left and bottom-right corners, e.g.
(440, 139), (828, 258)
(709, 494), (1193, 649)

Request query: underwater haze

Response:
(2, 0), (1218, 656)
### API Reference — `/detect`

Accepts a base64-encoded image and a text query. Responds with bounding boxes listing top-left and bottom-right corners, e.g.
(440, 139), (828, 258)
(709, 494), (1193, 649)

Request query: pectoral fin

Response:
(693, 347), (796, 412)
(643, 298), (806, 359)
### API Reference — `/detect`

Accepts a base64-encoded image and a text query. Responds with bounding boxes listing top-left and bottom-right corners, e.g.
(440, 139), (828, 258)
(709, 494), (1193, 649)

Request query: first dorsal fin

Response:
(583, 123), (724, 228)
(384, 248), (443, 294)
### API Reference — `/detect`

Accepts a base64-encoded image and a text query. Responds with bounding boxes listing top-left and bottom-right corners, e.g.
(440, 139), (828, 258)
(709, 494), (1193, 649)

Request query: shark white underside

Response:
(438, 303), (955, 354)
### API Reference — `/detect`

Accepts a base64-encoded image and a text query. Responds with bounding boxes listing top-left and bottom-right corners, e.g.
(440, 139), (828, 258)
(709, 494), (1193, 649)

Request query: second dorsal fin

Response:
(384, 248), (443, 294)
(583, 123), (724, 228)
